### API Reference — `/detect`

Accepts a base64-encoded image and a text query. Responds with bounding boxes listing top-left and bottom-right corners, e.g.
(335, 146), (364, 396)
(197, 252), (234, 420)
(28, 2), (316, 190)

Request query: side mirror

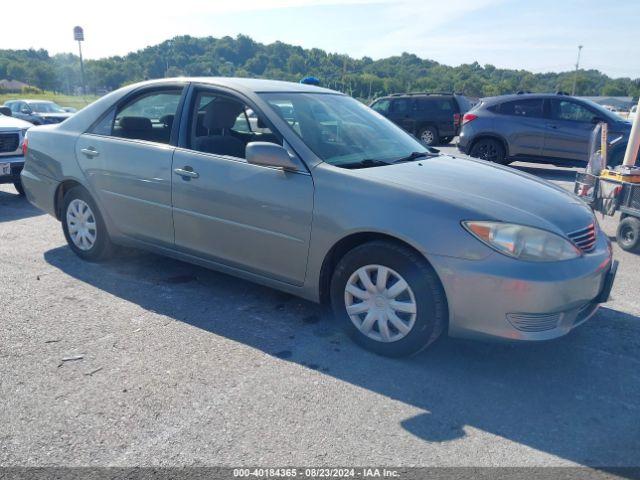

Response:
(246, 142), (299, 171)
(20, 107), (31, 114)
(0, 106), (11, 116)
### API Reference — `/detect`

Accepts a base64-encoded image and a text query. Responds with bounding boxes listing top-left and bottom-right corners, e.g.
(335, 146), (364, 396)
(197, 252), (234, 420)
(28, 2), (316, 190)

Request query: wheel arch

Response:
(53, 179), (86, 220)
(469, 133), (510, 158)
(318, 231), (444, 307)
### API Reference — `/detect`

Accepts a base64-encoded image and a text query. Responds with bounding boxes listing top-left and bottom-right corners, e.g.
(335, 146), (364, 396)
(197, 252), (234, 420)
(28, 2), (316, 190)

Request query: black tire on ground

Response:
(61, 186), (114, 262)
(440, 136), (454, 145)
(13, 178), (25, 196)
(617, 217), (640, 253)
(469, 138), (509, 165)
(418, 126), (439, 146)
(330, 240), (448, 357)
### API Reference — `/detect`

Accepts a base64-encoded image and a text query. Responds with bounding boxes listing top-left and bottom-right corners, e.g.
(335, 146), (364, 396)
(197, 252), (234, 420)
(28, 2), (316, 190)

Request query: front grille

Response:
(568, 223), (597, 253)
(0, 133), (19, 153)
(507, 312), (562, 332)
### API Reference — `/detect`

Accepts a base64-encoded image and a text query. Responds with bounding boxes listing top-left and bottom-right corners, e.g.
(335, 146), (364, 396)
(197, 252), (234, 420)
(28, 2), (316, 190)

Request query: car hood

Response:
(0, 114), (32, 129)
(37, 112), (73, 119)
(358, 155), (595, 235)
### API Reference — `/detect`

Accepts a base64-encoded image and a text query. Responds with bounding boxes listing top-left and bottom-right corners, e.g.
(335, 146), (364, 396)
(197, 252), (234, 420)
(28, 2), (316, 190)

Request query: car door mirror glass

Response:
(0, 106), (11, 116)
(246, 142), (299, 171)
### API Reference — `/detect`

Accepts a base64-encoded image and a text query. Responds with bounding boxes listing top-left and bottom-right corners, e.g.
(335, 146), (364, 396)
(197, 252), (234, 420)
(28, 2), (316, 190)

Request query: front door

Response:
(543, 99), (598, 163)
(75, 87), (185, 246)
(171, 88), (314, 285)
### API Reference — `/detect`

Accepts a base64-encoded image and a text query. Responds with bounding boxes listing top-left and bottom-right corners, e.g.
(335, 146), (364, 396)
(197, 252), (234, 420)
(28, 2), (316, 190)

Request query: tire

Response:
(418, 126), (438, 146)
(13, 178), (25, 196)
(440, 136), (454, 145)
(617, 217), (640, 253)
(330, 240), (448, 357)
(469, 138), (509, 165)
(61, 186), (113, 262)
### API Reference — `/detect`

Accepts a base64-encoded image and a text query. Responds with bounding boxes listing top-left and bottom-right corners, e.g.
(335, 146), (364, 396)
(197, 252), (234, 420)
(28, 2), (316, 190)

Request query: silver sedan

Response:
(21, 78), (617, 357)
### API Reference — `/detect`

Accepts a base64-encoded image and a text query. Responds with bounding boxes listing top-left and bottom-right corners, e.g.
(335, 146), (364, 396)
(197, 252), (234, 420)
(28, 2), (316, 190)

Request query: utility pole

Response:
(571, 45), (583, 96)
(73, 26), (86, 95)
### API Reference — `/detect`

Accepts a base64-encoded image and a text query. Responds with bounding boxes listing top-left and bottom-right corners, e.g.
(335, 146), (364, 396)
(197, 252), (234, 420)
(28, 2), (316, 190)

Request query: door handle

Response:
(81, 147), (100, 157)
(174, 167), (199, 179)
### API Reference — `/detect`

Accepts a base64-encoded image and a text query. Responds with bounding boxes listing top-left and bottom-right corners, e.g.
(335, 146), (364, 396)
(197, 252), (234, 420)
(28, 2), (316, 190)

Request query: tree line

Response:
(1, 34), (638, 100)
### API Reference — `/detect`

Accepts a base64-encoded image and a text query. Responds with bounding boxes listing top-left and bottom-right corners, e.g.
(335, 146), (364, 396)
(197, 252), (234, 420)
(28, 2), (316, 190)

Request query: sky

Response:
(3, 0), (639, 78)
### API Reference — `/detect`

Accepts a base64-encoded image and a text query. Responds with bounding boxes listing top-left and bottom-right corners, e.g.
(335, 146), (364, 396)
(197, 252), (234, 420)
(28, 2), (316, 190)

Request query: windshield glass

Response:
(580, 99), (624, 122)
(30, 101), (65, 113)
(259, 93), (428, 167)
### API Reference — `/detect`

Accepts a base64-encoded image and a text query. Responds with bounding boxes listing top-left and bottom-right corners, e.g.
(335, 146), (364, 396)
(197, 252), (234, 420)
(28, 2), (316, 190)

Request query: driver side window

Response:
(552, 100), (594, 123)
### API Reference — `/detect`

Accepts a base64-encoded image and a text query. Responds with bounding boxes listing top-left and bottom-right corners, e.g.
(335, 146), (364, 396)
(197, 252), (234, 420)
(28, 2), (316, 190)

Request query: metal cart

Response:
(575, 170), (640, 252)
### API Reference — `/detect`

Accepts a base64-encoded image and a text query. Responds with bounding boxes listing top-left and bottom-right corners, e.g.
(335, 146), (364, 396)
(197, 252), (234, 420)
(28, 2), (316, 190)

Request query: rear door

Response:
(494, 98), (547, 157)
(75, 85), (185, 246)
(543, 99), (598, 162)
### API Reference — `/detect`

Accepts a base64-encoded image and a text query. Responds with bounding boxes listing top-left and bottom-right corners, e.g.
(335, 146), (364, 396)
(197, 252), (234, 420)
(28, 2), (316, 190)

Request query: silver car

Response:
(21, 78), (617, 357)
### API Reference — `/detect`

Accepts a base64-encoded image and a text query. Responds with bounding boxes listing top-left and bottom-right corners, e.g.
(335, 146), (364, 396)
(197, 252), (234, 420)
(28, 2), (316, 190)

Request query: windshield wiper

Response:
(339, 158), (394, 169)
(392, 150), (439, 163)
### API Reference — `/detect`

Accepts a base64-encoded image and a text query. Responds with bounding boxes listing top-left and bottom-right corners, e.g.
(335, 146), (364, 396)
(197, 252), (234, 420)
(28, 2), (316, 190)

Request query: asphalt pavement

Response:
(1, 152), (639, 468)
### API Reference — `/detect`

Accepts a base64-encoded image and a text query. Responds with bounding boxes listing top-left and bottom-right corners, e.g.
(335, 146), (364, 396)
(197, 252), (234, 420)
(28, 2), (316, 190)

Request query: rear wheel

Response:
(62, 186), (113, 262)
(330, 240), (447, 357)
(469, 138), (509, 165)
(617, 217), (640, 253)
(418, 126), (438, 146)
(13, 178), (25, 196)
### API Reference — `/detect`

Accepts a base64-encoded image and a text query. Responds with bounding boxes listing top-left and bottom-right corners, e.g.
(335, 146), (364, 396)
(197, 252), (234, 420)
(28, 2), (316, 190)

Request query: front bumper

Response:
(0, 155), (25, 184)
(430, 232), (616, 342)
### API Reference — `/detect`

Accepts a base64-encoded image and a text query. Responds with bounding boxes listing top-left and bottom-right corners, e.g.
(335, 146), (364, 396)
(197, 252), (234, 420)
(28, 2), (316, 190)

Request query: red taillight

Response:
(462, 113), (478, 125)
(22, 137), (28, 156)
(453, 113), (461, 127)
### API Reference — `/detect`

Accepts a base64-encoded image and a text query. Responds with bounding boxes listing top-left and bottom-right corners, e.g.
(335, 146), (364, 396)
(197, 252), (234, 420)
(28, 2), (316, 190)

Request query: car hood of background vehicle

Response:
(0, 115), (32, 129)
(358, 155), (595, 235)
(38, 113), (72, 120)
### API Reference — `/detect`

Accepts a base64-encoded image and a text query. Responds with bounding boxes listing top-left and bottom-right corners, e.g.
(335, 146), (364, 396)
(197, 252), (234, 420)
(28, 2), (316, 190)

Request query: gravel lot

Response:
(1, 153), (639, 467)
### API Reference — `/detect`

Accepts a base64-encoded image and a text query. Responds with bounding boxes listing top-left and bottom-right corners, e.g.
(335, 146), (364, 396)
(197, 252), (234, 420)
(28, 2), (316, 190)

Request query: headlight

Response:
(463, 221), (581, 262)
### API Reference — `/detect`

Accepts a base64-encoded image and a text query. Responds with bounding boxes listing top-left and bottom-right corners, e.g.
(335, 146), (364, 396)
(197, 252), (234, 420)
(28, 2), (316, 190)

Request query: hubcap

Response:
(66, 199), (97, 251)
(421, 130), (434, 144)
(476, 143), (497, 161)
(622, 226), (635, 244)
(344, 265), (417, 343)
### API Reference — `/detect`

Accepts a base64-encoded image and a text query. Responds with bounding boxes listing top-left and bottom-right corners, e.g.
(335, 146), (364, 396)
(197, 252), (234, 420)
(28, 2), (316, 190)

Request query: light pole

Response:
(73, 26), (86, 95)
(571, 45), (583, 96)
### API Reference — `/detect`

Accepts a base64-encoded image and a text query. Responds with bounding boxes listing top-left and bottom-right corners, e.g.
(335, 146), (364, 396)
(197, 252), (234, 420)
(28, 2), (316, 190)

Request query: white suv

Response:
(0, 110), (32, 195)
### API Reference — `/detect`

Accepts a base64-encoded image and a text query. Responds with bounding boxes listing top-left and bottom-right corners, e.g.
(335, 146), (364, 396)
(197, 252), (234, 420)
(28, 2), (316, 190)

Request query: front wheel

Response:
(418, 126), (438, 146)
(13, 178), (25, 196)
(617, 217), (640, 253)
(62, 186), (113, 262)
(469, 138), (509, 165)
(330, 241), (447, 357)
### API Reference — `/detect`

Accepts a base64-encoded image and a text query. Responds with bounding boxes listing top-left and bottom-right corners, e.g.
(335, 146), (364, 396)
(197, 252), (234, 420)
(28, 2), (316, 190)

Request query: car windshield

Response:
(30, 101), (66, 113)
(579, 99), (623, 122)
(259, 93), (429, 167)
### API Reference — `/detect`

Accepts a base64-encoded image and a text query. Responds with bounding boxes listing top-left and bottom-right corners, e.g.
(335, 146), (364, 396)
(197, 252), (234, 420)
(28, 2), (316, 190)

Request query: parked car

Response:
(22, 78), (616, 357)
(458, 92), (632, 166)
(0, 110), (31, 195)
(370, 92), (474, 146)
(3, 100), (73, 125)
(629, 105), (637, 123)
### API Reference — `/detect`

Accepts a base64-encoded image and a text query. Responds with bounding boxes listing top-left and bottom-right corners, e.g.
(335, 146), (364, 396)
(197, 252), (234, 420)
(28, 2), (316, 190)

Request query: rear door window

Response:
(391, 99), (410, 114)
(497, 98), (545, 118)
(108, 89), (183, 144)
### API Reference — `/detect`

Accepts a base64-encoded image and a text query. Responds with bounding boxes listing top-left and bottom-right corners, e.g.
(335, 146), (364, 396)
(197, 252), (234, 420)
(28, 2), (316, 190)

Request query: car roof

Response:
(480, 93), (581, 104)
(374, 93), (456, 101)
(135, 77), (340, 95)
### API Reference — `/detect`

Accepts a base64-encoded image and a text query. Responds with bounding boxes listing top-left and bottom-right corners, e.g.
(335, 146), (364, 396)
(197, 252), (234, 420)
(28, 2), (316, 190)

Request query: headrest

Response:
(203, 100), (244, 130)
(119, 116), (152, 131)
(159, 114), (174, 129)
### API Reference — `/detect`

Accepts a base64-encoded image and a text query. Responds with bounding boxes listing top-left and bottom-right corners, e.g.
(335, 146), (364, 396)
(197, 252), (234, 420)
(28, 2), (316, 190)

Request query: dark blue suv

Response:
(458, 93), (632, 166)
